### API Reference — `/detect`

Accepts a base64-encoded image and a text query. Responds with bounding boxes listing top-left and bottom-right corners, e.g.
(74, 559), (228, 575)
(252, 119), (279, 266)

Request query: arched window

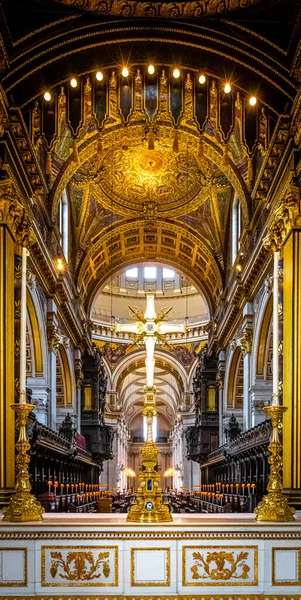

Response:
(232, 194), (242, 265)
(59, 189), (68, 260)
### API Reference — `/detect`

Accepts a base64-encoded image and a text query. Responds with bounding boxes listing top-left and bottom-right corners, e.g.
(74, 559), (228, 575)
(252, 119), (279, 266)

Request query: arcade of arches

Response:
(0, 0), (301, 595)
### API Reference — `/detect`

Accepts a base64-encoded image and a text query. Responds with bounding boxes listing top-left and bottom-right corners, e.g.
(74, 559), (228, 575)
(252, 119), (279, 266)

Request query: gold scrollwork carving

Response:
(183, 546), (258, 586)
(50, 550), (111, 581)
(190, 550), (250, 581)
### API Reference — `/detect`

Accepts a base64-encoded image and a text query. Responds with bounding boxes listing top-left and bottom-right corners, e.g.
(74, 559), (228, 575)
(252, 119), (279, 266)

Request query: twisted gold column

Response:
(2, 404), (44, 522)
(254, 405), (295, 522)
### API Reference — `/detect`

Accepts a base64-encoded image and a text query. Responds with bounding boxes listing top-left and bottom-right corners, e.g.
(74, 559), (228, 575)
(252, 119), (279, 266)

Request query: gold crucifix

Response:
(115, 294), (185, 522)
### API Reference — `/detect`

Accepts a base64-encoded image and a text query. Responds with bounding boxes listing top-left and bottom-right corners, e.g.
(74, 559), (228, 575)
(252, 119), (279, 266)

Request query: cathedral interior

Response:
(0, 0), (301, 595)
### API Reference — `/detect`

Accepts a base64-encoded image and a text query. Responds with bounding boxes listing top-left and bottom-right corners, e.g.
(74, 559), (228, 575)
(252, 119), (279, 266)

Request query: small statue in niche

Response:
(225, 414), (241, 443)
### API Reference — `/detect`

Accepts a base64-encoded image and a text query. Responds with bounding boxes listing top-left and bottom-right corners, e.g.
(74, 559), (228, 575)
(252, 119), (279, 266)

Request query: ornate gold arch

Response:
(79, 218), (223, 316)
(116, 354), (184, 395)
(227, 346), (244, 410)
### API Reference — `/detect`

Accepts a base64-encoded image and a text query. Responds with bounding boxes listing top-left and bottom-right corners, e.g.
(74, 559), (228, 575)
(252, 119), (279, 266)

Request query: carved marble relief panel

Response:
(41, 545), (118, 587)
(182, 545), (258, 586)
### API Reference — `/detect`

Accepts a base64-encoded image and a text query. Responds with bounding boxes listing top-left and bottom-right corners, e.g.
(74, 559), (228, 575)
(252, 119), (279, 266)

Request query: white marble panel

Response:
(272, 548), (300, 585)
(131, 548), (170, 585)
(0, 548), (27, 586)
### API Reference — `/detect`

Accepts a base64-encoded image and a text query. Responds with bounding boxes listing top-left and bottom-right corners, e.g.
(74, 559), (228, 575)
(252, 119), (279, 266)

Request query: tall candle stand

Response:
(2, 247), (43, 521)
(254, 405), (295, 521)
(254, 249), (295, 522)
(2, 403), (44, 521)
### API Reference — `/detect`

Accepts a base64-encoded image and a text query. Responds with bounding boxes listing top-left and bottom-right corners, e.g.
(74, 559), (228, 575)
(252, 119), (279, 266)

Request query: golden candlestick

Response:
(2, 404), (44, 522)
(254, 405), (295, 522)
(127, 385), (172, 523)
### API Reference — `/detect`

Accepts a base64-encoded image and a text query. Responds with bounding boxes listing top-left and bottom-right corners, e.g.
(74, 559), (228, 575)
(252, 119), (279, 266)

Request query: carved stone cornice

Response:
(263, 185), (301, 252)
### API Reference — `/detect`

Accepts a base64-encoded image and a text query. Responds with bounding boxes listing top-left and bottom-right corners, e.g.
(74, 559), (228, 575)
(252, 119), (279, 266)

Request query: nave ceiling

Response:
(0, 0), (299, 344)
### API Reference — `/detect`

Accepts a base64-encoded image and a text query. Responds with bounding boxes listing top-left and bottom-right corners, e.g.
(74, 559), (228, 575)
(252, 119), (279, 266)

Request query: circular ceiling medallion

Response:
(92, 139), (209, 217)
(53, 0), (262, 18)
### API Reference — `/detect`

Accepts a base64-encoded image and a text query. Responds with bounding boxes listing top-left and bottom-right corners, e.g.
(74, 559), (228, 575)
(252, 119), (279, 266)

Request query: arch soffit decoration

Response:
(80, 219), (223, 317)
(225, 346), (243, 411)
(255, 293), (273, 380)
(112, 349), (187, 394)
(57, 344), (74, 408)
(26, 286), (47, 378)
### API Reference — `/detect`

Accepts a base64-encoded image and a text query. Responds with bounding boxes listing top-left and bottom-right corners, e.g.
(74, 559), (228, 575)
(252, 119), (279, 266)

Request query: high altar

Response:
(0, 513), (301, 597)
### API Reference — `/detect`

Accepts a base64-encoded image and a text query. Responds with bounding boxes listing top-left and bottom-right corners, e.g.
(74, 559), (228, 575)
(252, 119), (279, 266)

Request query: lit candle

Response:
(48, 480), (52, 493)
(272, 250), (280, 406)
(19, 247), (28, 403)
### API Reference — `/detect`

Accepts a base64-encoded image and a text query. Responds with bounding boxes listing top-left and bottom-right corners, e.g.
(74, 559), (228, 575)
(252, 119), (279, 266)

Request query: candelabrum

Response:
(254, 405), (295, 522)
(127, 386), (172, 523)
(2, 404), (44, 522)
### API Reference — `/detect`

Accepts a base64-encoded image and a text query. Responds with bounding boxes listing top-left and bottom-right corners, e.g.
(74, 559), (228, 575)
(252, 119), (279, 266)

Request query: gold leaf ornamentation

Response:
(50, 550), (111, 581)
(191, 550), (250, 581)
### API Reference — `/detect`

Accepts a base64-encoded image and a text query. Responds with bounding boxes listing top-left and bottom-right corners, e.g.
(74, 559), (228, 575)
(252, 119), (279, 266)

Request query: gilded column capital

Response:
(231, 328), (253, 355)
(263, 186), (301, 252)
(0, 181), (35, 247)
(47, 325), (70, 352)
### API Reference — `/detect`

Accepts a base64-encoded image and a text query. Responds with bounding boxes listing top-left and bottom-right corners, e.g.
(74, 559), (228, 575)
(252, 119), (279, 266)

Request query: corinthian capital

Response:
(263, 186), (301, 252)
(0, 180), (35, 246)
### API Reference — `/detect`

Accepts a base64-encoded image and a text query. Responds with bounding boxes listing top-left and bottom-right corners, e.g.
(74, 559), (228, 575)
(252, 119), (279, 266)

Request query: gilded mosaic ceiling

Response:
(73, 133), (224, 218)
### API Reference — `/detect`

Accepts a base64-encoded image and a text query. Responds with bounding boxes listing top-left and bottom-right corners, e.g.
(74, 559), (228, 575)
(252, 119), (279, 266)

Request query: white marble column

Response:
(217, 351), (225, 445)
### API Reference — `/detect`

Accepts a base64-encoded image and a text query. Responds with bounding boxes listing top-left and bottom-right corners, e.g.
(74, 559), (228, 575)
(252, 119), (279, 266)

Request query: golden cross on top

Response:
(115, 295), (185, 388)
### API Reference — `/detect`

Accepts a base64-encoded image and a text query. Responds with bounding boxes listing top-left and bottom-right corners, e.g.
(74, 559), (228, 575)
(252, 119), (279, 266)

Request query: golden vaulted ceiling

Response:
(0, 0), (300, 324)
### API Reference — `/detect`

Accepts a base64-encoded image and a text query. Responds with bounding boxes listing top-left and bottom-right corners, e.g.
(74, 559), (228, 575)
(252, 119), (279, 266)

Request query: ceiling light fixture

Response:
(148, 64), (155, 75)
(57, 258), (64, 272)
(122, 67), (129, 77)
(249, 96), (257, 106)
(70, 78), (78, 88)
(96, 71), (103, 81)
(43, 91), (51, 101)
(198, 74), (206, 84)
(173, 68), (180, 79)
(224, 83), (231, 94)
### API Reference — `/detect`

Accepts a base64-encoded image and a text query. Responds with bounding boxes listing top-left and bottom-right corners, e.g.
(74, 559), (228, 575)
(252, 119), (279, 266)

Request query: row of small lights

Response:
(43, 65), (257, 106)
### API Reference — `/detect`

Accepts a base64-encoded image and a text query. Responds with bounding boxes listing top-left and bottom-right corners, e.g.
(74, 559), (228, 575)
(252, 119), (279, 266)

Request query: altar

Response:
(0, 512), (300, 598)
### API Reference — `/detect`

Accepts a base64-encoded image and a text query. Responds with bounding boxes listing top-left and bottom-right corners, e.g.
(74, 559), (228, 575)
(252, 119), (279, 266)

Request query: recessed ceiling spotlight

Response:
(70, 78), (78, 88)
(249, 96), (257, 106)
(224, 83), (231, 94)
(198, 74), (206, 84)
(173, 68), (180, 79)
(96, 71), (103, 81)
(148, 64), (155, 75)
(44, 91), (51, 101)
(122, 67), (129, 77)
